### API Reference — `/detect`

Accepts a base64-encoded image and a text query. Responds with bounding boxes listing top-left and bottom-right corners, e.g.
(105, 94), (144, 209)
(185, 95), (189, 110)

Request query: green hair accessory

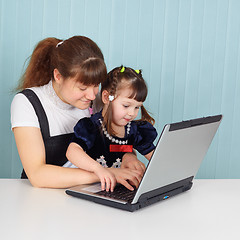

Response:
(135, 69), (140, 74)
(120, 66), (125, 72)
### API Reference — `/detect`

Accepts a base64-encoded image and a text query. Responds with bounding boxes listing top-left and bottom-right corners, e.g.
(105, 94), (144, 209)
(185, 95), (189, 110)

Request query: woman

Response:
(11, 36), (145, 189)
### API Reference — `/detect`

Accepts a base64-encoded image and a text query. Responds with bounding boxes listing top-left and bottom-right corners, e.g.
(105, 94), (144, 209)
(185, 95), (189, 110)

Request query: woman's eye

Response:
(123, 105), (129, 108)
(79, 88), (87, 91)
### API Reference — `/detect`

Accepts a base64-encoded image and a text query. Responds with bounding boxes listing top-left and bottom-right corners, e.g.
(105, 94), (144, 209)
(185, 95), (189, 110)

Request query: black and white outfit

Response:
(72, 111), (158, 168)
(11, 80), (89, 178)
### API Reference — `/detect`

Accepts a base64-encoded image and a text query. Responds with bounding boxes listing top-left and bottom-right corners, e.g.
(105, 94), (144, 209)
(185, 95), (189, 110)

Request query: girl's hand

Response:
(93, 165), (117, 192)
(121, 153), (146, 174)
(108, 168), (143, 191)
(67, 143), (117, 191)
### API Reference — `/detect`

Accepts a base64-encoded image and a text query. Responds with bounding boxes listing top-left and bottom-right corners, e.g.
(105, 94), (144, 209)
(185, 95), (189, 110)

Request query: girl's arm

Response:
(66, 142), (116, 191)
(13, 127), (99, 189)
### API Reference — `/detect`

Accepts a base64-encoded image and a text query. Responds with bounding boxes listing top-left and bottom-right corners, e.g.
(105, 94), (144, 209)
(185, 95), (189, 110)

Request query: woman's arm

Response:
(13, 127), (99, 188)
(66, 142), (116, 191)
(108, 167), (143, 191)
(121, 152), (146, 173)
(144, 150), (154, 161)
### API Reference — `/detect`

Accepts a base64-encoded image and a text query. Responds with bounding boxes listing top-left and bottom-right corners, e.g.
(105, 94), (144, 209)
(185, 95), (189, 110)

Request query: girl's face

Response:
(111, 88), (143, 128)
(53, 72), (99, 109)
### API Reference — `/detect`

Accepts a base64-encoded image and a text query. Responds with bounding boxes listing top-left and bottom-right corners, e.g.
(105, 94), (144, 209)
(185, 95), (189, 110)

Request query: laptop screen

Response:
(132, 115), (222, 204)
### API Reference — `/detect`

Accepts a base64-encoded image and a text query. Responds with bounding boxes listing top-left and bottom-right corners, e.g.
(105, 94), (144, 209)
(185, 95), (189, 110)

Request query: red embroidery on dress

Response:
(109, 145), (133, 152)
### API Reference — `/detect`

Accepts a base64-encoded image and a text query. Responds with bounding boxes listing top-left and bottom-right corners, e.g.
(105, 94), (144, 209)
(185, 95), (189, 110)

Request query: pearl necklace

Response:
(99, 119), (131, 145)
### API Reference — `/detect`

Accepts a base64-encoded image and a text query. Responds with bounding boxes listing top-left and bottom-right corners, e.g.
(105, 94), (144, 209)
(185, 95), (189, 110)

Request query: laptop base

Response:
(66, 176), (193, 212)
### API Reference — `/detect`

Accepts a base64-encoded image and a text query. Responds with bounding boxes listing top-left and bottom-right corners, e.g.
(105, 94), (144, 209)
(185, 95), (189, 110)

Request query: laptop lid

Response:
(132, 114), (222, 204)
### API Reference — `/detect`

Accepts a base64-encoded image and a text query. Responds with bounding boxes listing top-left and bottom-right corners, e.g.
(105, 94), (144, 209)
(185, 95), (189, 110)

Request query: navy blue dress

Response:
(72, 111), (158, 168)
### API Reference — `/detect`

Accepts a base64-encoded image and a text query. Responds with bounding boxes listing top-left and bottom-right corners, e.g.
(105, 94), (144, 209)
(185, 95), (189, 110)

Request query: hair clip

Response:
(120, 66), (125, 73)
(135, 69), (140, 74)
(109, 95), (115, 101)
(56, 41), (64, 48)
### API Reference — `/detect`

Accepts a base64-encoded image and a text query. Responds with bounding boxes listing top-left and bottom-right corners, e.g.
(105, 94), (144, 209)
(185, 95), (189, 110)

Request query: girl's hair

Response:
(101, 66), (155, 135)
(17, 36), (107, 90)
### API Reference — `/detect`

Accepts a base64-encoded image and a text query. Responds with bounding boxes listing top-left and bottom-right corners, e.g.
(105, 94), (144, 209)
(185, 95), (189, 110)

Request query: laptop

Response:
(66, 114), (222, 212)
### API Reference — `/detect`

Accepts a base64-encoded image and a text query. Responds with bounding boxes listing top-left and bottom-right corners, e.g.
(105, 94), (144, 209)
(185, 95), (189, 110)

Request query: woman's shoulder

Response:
(11, 90), (40, 129)
(12, 84), (48, 105)
(11, 91), (34, 112)
(11, 85), (49, 118)
(11, 83), (54, 130)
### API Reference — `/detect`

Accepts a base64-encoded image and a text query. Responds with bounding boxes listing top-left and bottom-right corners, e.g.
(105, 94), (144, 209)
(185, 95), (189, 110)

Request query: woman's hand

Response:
(108, 168), (143, 191)
(121, 153), (146, 174)
(93, 165), (117, 192)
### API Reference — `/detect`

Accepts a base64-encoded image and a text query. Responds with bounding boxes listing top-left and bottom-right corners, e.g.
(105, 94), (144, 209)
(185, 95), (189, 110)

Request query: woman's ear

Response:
(102, 90), (110, 104)
(53, 68), (63, 84)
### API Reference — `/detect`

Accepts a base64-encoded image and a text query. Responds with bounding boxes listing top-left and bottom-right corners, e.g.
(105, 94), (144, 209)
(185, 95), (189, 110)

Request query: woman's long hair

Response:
(17, 36), (107, 90)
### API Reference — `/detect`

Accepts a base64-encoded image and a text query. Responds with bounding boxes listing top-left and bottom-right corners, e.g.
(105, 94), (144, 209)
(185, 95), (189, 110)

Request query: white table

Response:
(0, 179), (239, 240)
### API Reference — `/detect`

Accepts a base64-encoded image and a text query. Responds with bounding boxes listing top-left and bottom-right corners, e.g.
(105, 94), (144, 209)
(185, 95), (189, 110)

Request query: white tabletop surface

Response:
(0, 179), (239, 240)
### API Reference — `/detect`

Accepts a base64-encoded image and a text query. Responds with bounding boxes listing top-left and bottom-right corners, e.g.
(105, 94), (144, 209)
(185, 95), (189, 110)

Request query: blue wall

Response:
(1, 0), (240, 178)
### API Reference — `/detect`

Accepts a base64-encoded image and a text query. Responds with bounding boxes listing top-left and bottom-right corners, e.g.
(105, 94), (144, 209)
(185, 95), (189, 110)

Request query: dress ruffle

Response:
(131, 121), (158, 155)
(73, 117), (99, 150)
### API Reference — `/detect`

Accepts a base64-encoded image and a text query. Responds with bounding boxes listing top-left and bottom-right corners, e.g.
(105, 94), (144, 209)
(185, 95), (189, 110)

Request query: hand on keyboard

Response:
(94, 166), (117, 192)
(97, 184), (136, 202)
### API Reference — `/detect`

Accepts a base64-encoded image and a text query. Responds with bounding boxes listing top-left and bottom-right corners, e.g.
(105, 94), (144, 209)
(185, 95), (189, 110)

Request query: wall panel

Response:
(1, 0), (240, 179)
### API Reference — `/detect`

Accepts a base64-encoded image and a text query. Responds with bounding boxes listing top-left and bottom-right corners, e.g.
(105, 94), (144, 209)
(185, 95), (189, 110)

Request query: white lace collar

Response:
(44, 80), (74, 110)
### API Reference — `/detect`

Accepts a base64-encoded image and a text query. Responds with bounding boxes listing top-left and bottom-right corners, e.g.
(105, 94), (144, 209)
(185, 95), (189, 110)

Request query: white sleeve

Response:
(11, 93), (40, 130)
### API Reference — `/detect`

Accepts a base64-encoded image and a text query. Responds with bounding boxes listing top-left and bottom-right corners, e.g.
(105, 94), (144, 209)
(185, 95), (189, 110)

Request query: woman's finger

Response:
(105, 177), (111, 192)
(110, 176), (116, 192)
(119, 179), (134, 191)
(100, 178), (106, 191)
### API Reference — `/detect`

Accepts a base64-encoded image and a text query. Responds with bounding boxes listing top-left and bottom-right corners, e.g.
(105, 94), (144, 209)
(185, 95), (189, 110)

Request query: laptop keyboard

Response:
(97, 184), (137, 203)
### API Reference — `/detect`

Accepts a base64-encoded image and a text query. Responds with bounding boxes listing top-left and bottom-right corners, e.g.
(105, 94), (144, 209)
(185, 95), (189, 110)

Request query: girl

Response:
(11, 37), (142, 189)
(66, 66), (158, 192)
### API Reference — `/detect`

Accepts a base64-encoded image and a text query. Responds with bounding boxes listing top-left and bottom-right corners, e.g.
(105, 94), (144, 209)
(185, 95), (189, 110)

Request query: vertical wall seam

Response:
(196, 0), (205, 118)
(171, 0), (180, 122)
(149, 0), (155, 102)
(136, 0), (142, 67)
(157, 0), (166, 126)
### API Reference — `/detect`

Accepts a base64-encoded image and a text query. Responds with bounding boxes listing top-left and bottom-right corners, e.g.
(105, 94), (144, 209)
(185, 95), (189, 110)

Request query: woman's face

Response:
(53, 71), (99, 109)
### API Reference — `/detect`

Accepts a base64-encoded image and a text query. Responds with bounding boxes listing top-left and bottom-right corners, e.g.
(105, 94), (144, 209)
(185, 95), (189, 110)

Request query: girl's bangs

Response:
(122, 79), (148, 102)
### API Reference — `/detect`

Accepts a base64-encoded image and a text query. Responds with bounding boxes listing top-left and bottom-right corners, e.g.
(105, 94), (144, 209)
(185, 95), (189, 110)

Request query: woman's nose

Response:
(86, 88), (97, 100)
